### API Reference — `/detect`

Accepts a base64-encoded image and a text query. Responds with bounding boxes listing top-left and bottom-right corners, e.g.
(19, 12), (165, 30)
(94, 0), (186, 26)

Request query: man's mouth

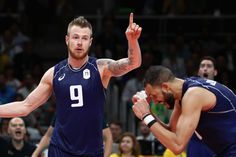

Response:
(203, 73), (208, 78)
(15, 130), (22, 135)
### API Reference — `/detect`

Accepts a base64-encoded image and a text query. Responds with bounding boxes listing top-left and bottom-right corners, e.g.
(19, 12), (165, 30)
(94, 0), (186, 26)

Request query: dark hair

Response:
(199, 56), (217, 69)
(143, 65), (175, 86)
(110, 121), (123, 128)
(67, 16), (93, 36)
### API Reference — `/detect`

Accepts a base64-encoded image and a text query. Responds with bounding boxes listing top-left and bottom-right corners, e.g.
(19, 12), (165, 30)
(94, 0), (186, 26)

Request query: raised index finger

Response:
(129, 12), (133, 26)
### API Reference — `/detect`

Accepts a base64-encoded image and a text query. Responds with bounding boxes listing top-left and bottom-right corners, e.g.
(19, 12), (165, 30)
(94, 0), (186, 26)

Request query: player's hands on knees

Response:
(125, 13), (142, 41)
(132, 91), (151, 120)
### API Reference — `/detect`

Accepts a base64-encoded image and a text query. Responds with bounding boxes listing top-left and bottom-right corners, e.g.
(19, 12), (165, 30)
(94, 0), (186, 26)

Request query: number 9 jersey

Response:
(51, 57), (106, 156)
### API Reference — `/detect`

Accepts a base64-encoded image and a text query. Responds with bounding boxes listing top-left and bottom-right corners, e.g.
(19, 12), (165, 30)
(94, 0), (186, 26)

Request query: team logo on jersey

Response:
(83, 69), (90, 79)
(58, 73), (65, 81)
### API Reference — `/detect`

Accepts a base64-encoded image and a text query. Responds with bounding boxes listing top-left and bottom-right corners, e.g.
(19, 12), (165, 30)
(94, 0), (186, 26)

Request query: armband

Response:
(142, 114), (157, 128)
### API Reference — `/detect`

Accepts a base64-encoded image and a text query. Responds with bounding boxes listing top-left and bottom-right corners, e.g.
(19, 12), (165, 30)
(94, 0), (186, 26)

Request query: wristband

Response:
(143, 114), (157, 128)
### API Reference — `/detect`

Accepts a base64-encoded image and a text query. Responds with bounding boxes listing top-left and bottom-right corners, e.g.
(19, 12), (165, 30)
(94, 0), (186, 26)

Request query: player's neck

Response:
(68, 56), (88, 69)
(171, 78), (184, 100)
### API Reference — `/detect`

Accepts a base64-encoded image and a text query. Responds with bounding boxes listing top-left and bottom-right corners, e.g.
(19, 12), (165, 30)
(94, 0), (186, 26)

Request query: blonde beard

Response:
(68, 48), (89, 60)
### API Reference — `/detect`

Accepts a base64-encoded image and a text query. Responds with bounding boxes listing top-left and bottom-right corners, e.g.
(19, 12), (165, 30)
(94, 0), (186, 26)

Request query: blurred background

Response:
(0, 0), (236, 146)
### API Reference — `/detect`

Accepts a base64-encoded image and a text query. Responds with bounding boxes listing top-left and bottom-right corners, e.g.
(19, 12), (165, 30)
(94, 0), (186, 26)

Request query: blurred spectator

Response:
(110, 121), (123, 153)
(137, 121), (155, 141)
(137, 121), (156, 155)
(0, 118), (10, 137)
(0, 117), (36, 156)
(110, 132), (143, 157)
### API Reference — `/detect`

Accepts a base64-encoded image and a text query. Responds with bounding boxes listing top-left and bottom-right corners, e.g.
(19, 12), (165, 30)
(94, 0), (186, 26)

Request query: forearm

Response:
(150, 121), (185, 154)
(106, 40), (141, 77)
(0, 101), (31, 117)
(104, 136), (113, 157)
(127, 39), (141, 69)
(32, 136), (50, 157)
(155, 116), (171, 130)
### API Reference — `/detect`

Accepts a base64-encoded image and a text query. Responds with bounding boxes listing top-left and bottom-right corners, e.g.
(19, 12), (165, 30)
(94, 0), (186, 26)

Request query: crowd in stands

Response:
(0, 0), (236, 156)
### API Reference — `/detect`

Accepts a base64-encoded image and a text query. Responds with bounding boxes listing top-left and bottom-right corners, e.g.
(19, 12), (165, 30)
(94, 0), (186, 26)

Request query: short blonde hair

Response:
(67, 16), (93, 36)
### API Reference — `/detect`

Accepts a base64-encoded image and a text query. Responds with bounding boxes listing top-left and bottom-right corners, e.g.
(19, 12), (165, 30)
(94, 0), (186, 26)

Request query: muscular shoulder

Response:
(96, 58), (114, 74)
(96, 59), (114, 87)
(40, 67), (54, 85)
(183, 87), (216, 110)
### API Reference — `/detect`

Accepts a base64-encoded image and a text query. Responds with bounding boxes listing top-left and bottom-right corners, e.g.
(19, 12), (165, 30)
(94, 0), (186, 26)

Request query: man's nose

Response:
(77, 39), (82, 45)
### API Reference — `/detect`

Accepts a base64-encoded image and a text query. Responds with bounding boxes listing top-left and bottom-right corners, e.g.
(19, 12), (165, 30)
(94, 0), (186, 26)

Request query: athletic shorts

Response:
(48, 144), (104, 157)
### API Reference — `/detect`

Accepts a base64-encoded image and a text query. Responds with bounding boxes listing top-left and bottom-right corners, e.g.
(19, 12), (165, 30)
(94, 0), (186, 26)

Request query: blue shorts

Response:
(48, 144), (104, 157)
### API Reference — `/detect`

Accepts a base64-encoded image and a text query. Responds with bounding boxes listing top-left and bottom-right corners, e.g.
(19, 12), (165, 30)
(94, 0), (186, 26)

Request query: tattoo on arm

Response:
(108, 59), (130, 76)
(98, 46), (140, 77)
(128, 48), (135, 65)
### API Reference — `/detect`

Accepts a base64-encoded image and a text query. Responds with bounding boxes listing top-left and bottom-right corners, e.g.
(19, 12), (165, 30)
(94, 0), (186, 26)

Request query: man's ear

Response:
(214, 69), (218, 77)
(161, 82), (169, 92)
(90, 37), (93, 46)
(65, 35), (69, 46)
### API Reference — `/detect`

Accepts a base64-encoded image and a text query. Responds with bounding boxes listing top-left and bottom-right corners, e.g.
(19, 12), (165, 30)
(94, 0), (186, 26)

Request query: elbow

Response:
(169, 144), (186, 155)
(171, 149), (185, 155)
(131, 60), (141, 70)
(136, 61), (141, 68)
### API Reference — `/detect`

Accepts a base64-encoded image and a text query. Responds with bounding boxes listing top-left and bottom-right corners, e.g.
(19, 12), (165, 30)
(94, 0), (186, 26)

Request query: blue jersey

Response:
(182, 77), (236, 155)
(51, 57), (106, 156)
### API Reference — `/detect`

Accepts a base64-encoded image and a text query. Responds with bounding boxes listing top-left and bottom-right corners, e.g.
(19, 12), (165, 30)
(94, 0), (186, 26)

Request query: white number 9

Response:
(70, 85), (83, 107)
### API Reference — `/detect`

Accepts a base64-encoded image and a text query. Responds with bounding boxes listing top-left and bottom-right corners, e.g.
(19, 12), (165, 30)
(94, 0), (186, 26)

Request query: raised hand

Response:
(125, 13), (142, 41)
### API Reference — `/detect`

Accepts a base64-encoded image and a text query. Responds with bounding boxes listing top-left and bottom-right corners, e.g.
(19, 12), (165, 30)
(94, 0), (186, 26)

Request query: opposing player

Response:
(132, 65), (236, 157)
(0, 13), (142, 157)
